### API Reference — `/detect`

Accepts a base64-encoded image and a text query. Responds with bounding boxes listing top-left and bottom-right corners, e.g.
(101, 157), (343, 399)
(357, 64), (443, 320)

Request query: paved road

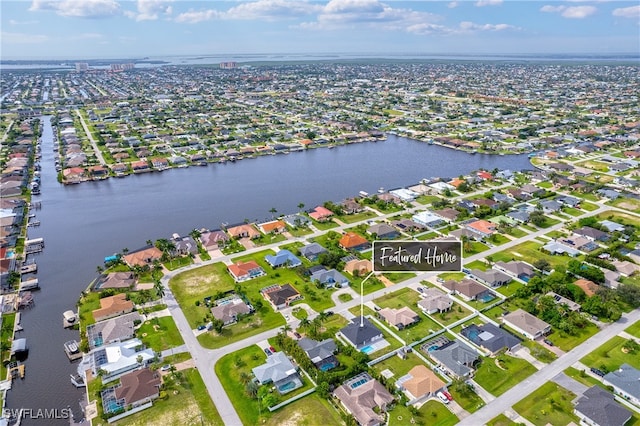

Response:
(74, 108), (106, 165)
(458, 308), (640, 426)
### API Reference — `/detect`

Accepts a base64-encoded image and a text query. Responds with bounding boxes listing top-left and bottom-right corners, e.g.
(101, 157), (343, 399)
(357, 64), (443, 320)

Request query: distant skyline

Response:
(1, 0), (639, 60)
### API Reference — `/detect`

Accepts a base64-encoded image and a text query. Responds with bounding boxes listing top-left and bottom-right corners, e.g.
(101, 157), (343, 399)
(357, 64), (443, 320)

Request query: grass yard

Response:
(579, 201), (600, 212)
(372, 352), (430, 379)
(537, 181), (553, 189)
(562, 207), (583, 217)
(382, 272), (416, 283)
(609, 197), (640, 214)
(338, 293), (353, 303)
(118, 368), (222, 426)
(136, 316), (185, 352)
(416, 232), (440, 240)
(505, 227), (528, 238)
(337, 210), (377, 224)
(520, 340), (557, 363)
(77, 291), (102, 327)
(495, 281), (524, 297)
(492, 241), (579, 270)
(0, 313), (15, 380)
(431, 303), (473, 327)
(416, 195), (444, 205)
(487, 414), (517, 426)
(580, 336), (640, 372)
(311, 219), (339, 230)
(513, 382), (578, 426)
(626, 320), (640, 338)
(570, 191), (600, 202)
(466, 260), (491, 271)
(489, 234), (511, 245)
(350, 275), (386, 295)
(437, 272), (466, 282)
(547, 321), (599, 352)
(474, 354), (537, 397)
(389, 400), (458, 426)
(595, 210), (640, 227)
(449, 384), (485, 414)
(287, 226), (314, 237)
(464, 241), (490, 256)
(564, 366), (609, 391)
(265, 394), (343, 426)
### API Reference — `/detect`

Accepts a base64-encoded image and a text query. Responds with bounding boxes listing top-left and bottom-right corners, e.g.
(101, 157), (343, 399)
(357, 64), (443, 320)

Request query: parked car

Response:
(436, 391), (450, 404)
(417, 287), (424, 293)
(543, 339), (554, 346)
(160, 364), (172, 372)
(264, 348), (272, 356)
(442, 390), (453, 401)
(293, 332), (301, 339)
(269, 346), (276, 353)
(590, 367), (606, 377)
(196, 324), (206, 331)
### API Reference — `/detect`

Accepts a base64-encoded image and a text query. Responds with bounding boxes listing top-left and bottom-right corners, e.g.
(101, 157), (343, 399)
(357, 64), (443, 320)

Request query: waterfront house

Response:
(378, 307), (419, 330)
(227, 260), (265, 282)
(340, 198), (363, 214)
(93, 272), (136, 291)
(131, 160), (150, 173)
(199, 229), (229, 250)
(603, 364), (640, 408)
(92, 293), (134, 322)
(397, 365), (445, 402)
(261, 284), (301, 310)
(210, 296), (251, 326)
(461, 323), (521, 355)
(299, 243), (327, 261)
(417, 288), (453, 314)
(226, 223), (261, 239)
(298, 338), (338, 370)
(308, 206), (334, 222)
(252, 352), (302, 394)
(502, 309), (551, 340)
(333, 373), (394, 426)
(170, 234), (198, 256)
(574, 386), (632, 426)
(112, 368), (162, 411)
(282, 214), (311, 228)
(258, 220), (287, 234)
(86, 312), (141, 350)
(265, 249), (302, 268)
(339, 232), (370, 252)
(310, 268), (350, 288)
(428, 339), (479, 379)
(122, 246), (163, 268)
(80, 338), (155, 383)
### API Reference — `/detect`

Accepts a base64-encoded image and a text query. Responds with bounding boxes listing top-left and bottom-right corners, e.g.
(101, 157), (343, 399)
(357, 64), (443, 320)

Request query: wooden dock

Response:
(19, 263), (37, 274)
(19, 279), (39, 291)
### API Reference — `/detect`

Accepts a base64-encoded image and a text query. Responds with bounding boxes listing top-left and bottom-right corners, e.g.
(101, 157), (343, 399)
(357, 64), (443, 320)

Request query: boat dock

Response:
(8, 363), (25, 380)
(14, 312), (23, 332)
(19, 263), (37, 274)
(18, 279), (39, 292)
(63, 310), (78, 328)
(25, 238), (44, 254)
(64, 341), (83, 361)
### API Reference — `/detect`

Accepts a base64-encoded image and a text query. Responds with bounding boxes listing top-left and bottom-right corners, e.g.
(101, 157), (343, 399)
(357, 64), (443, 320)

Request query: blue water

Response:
(467, 329), (480, 340)
(428, 345), (439, 352)
(104, 399), (123, 413)
(360, 345), (374, 354)
(278, 381), (296, 392)
(319, 362), (336, 371)
(479, 294), (495, 303)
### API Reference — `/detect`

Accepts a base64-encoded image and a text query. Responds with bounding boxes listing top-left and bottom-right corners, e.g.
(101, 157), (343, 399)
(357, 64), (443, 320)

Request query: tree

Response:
(245, 380), (258, 398)
(533, 259), (551, 273)
(269, 207), (277, 219)
(529, 211), (546, 227)
(154, 279), (165, 298)
(297, 202), (305, 212)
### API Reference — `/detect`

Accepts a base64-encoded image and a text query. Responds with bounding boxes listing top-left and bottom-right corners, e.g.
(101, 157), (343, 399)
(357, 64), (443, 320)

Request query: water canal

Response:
(7, 116), (533, 424)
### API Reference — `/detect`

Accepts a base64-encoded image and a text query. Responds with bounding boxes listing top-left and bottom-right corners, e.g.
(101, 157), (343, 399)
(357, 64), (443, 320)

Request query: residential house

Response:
(597, 189), (621, 200)
(344, 258), (372, 276)
(433, 208), (460, 223)
(378, 307), (419, 330)
(210, 296), (251, 326)
(86, 312), (142, 350)
(556, 195), (581, 208)
(333, 374), (394, 426)
(574, 226), (610, 242)
(252, 352), (302, 394)
(600, 220), (625, 233)
(603, 364), (640, 408)
(366, 223), (399, 240)
(170, 234), (198, 256)
(310, 268), (350, 288)
(308, 206), (334, 222)
(546, 292), (581, 312)
(339, 317), (384, 350)
(628, 250), (640, 265)
(113, 368), (162, 410)
(258, 220), (287, 235)
(471, 269), (511, 288)
(540, 200), (562, 214)
(465, 219), (496, 239)
(283, 214), (311, 228)
(502, 309), (551, 340)
(340, 198), (363, 214)
(80, 338), (155, 383)
(604, 270), (622, 289)
(92, 293), (134, 322)
(443, 279), (492, 302)
(412, 211), (445, 228)
(339, 232), (371, 252)
(93, 272), (136, 291)
(417, 288), (453, 314)
(226, 223), (261, 239)
(265, 249), (302, 268)
(542, 241), (581, 257)
(611, 260), (640, 277)
(558, 234), (599, 253)
(122, 247), (163, 268)
(574, 386), (632, 426)
(506, 209), (530, 224)
(227, 260), (266, 282)
(299, 243), (328, 261)
(397, 365), (446, 402)
(261, 284), (301, 310)
(461, 323), (521, 355)
(494, 261), (536, 282)
(520, 184), (544, 198)
(429, 340), (479, 379)
(199, 229), (229, 250)
(298, 338), (338, 370)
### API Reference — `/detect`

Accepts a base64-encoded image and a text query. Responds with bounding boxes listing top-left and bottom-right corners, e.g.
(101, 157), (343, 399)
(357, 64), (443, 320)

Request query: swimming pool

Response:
(319, 361), (336, 371)
(278, 381), (296, 393)
(479, 294), (495, 303)
(361, 345), (374, 354)
(466, 329), (480, 340)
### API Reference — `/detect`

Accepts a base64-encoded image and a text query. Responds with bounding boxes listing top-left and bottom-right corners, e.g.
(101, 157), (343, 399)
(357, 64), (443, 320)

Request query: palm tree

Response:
(96, 265), (104, 275)
(281, 323), (292, 335)
(239, 372), (252, 385)
(299, 317), (310, 328)
(146, 240), (153, 247)
(122, 247), (129, 256)
(297, 202), (305, 212)
(154, 279), (165, 298)
(269, 207), (277, 219)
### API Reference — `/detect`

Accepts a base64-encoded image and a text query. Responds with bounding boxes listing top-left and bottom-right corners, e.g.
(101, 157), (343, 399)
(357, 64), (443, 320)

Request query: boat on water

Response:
(70, 374), (85, 388)
(64, 340), (79, 354)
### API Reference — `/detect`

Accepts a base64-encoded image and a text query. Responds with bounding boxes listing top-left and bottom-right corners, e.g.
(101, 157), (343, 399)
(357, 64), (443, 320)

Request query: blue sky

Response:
(2, 0), (639, 59)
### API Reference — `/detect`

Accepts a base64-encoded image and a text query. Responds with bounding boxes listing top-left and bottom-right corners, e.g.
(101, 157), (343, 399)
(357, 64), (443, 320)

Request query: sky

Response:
(1, 0), (639, 59)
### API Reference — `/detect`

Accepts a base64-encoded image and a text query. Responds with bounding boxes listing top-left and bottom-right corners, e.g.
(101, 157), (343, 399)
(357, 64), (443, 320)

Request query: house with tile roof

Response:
(258, 220), (287, 234)
(378, 307), (419, 330)
(227, 260), (265, 282)
(471, 268), (512, 288)
(92, 293), (134, 322)
(261, 284), (301, 310)
(210, 297), (252, 325)
(226, 223), (261, 239)
(122, 246), (163, 268)
(113, 368), (162, 410)
(344, 258), (372, 276)
(310, 268), (350, 288)
(339, 232), (370, 251)
(308, 206), (334, 222)
(494, 261), (536, 282)
(333, 374), (394, 426)
(252, 352), (302, 394)
(417, 288), (453, 314)
(574, 278), (600, 297)
(86, 312), (141, 350)
(465, 219), (496, 238)
(397, 365), (446, 402)
(299, 242), (327, 261)
(93, 272), (136, 291)
(442, 278), (492, 301)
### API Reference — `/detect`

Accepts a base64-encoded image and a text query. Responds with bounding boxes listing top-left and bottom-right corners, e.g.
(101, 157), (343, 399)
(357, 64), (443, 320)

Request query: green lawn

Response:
(337, 210), (377, 224)
(547, 321), (599, 352)
(388, 399), (457, 426)
(372, 352), (430, 379)
(564, 366), (609, 391)
(609, 197), (640, 214)
(338, 293), (353, 303)
(432, 303), (473, 327)
(0, 313), (15, 379)
(513, 382), (578, 426)
(474, 354), (537, 396)
(506, 227), (528, 238)
(569, 191), (600, 202)
(495, 282), (524, 297)
(382, 272), (416, 283)
(579, 201), (600, 212)
(449, 382), (485, 414)
(562, 207), (583, 217)
(520, 340), (557, 363)
(265, 394), (343, 426)
(416, 232), (440, 240)
(117, 368), (223, 426)
(580, 336), (640, 372)
(77, 291), (102, 327)
(416, 195), (444, 206)
(595, 210), (640, 228)
(136, 316), (185, 352)
(311, 219), (339, 230)
(464, 242), (490, 256)
(626, 320), (640, 338)
(537, 181), (553, 189)
(487, 413), (517, 426)
(466, 260), (491, 271)
(489, 234), (511, 245)
(492, 241), (580, 270)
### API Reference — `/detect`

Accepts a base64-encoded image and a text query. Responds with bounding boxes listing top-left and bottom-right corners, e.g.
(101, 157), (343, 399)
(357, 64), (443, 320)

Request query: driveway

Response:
(551, 372), (588, 396)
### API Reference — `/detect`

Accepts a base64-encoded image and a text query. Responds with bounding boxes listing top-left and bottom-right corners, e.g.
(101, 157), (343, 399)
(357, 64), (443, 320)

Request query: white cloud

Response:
(124, 0), (173, 22)
(174, 9), (221, 24)
(475, 0), (503, 7)
(540, 4), (596, 18)
(448, 2), (458, 9)
(1, 31), (50, 44)
(562, 5), (597, 18)
(9, 19), (39, 25)
(612, 5), (640, 19)
(29, 0), (121, 18)
(406, 23), (452, 36)
(225, 0), (322, 20)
